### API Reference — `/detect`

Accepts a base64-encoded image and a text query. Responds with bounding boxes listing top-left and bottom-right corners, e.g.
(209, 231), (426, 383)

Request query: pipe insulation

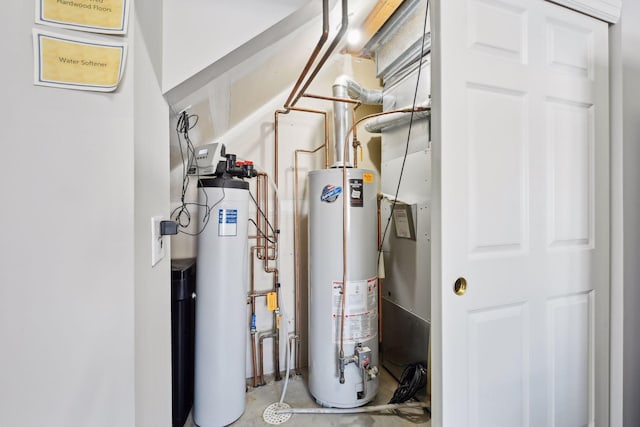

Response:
(331, 75), (383, 167)
(364, 100), (431, 133)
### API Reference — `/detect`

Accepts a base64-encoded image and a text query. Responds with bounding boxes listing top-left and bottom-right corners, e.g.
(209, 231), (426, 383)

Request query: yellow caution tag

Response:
(276, 314), (281, 329)
(267, 292), (278, 312)
(363, 173), (374, 183)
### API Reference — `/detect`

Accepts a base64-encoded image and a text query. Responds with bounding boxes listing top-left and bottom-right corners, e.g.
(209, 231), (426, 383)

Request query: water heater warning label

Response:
(349, 179), (363, 208)
(218, 208), (238, 237)
(331, 277), (378, 343)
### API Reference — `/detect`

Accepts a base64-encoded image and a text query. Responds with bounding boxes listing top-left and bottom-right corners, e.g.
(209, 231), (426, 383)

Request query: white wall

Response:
(0, 4), (172, 427)
(162, 0), (313, 92)
(133, 2), (172, 427)
(0, 4), (135, 427)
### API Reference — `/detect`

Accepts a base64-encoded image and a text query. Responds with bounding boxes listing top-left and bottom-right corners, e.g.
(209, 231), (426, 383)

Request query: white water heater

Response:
(308, 168), (379, 408)
(194, 177), (250, 427)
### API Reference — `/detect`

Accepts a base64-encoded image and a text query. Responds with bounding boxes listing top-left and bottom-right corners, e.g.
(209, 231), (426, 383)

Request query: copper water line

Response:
(255, 172), (277, 265)
(255, 173), (264, 259)
(249, 246), (259, 387)
(302, 93), (361, 105)
(287, 107), (330, 374)
(293, 144), (325, 374)
(283, 0), (329, 109)
(352, 107), (359, 168)
(258, 0), (348, 379)
(261, 172), (270, 262)
(258, 331), (276, 386)
(273, 271), (281, 381)
(287, 0), (349, 109)
(289, 106), (330, 169)
(288, 334), (300, 378)
(250, 173), (283, 384)
(377, 196), (383, 345)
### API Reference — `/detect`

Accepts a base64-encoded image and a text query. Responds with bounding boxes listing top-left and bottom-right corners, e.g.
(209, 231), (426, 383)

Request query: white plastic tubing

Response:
(276, 401), (429, 415)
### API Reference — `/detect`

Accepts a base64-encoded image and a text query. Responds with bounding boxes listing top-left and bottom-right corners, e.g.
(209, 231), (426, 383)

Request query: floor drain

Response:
(263, 402), (292, 425)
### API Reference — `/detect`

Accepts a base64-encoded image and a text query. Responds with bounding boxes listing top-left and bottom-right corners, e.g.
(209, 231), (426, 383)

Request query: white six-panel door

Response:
(431, 0), (609, 425)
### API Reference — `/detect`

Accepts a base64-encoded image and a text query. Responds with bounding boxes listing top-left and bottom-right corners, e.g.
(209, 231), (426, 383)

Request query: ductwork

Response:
(364, 99), (431, 133)
(332, 75), (383, 167)
(334, 75), (384, 104)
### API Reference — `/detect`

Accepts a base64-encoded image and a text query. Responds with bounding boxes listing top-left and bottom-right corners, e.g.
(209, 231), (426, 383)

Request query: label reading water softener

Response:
(331, 277), (378, 343)
(218, 208), (238, 236)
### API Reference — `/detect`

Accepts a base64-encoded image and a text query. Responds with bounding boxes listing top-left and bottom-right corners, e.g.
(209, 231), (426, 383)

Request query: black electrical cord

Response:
(172, 110), (226, 236)
(248, 190), (278, 240)
(174, 185), (226, 237)
(248, 219), (277, 244)
(389, 362), (428, 404)
(378, 0), (430, 268)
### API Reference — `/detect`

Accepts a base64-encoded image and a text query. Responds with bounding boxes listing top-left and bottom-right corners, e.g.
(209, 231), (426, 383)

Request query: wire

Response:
(172, 110), (229, 236)
(377, 0), (430, 268)
(249, 190), (278, 240)
(388, 362), (428, 404)
(175, 184), (226, 236)
(248, 219), (277, 244)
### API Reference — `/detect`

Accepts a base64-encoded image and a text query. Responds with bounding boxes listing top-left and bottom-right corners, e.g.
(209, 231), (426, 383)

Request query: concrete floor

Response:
(186, 368), (430, 426)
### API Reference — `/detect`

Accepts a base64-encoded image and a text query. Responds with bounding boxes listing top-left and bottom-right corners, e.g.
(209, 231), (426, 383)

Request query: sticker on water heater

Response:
(320, 185), (342, 203)
(218, 208), (238, 237)
(331, 278), (378, 343)
(349, 179), (363, 207)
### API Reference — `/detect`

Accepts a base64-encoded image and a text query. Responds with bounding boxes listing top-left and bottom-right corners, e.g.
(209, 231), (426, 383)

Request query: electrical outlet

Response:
(151, 216), (165, 267)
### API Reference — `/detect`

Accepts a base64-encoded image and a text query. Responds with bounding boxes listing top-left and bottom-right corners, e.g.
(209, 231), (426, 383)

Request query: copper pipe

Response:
(293, 144), (325, 374)
(262, 173), (270, 262)
(377, 197), (383, 345)
(289, 334), (301, 377)
(352, 107), (359, 168)
(249, 246), (259, 387)
(289, 106), (330, 169)
(339, 139), (348, 360)
(273, 270), (281, 381)
(287, 106), (330, 374)
(255, 174), (264, 259)
(272, 112), (281, 248)
(283, 0), (329, 109)
(258, 331), (276, 386)
(255, 172), (277, 264)
(250, 247), (257, 386)
(273, 309), (282, 381)
(289, 0), (349, 108)
(251, 333), (258, 387)
(249, 291), (273, 298)
(302, 93), (361, 105)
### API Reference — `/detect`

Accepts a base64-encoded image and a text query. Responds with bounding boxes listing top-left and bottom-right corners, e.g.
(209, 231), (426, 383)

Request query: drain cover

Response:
(263, 402), (292, 425)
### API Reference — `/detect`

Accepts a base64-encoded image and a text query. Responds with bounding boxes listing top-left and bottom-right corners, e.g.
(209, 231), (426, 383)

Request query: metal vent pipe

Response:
(331, 75), (383, 167)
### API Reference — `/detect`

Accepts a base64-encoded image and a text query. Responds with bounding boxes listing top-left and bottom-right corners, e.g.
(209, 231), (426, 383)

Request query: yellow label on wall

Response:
(363, 173), (374, 183)
(267, 292), (278, 312)
(33, 30), (127, 92)
(37, 0), (129, 34)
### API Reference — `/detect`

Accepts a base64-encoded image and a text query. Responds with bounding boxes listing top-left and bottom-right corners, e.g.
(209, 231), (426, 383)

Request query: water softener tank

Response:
(194, 176), (249, 427)
(308, 168), (379, 408)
